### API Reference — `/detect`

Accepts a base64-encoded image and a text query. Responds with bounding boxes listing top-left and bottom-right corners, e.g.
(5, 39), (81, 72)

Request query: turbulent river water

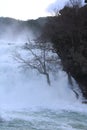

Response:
(0, 40), (87, 130)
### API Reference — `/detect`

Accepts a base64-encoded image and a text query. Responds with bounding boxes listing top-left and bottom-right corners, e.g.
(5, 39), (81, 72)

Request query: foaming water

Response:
(1, 108), (87, 130)
(0, 40), (87, 130)
(0, 41), (85, 109)
(0, 41), (77, 109)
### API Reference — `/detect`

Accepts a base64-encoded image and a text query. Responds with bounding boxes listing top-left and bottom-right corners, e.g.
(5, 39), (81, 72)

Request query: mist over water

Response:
(0, 35), (86, 110)
(0, 27), (87, 130)
(0, 36), (77, 108)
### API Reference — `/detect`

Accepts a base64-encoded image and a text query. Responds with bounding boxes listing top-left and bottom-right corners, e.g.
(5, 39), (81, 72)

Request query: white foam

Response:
(0, 40), (87, 115)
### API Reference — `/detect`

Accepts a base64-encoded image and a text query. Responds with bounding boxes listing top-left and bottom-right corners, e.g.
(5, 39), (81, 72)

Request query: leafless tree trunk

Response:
(46, 73), (51, 86)
(15, 39), (60, 86)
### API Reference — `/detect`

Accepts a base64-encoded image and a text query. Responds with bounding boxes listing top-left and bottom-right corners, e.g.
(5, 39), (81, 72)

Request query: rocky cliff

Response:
(41, 5), (87, 99)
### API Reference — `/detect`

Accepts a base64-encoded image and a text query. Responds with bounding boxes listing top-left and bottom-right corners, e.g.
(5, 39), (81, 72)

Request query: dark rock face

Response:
(41, 5), (87, 98)
(56, 6), (87, 98)
(56, 41), (87, 98)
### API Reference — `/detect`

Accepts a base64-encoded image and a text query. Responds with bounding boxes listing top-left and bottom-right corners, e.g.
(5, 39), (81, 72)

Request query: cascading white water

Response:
(0, 39), (87, 130)
(0, 39), (78, 109)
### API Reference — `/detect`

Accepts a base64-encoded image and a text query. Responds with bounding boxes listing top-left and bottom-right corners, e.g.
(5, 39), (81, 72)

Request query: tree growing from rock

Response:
(15, 39), (60, 86)
(39, 0), (87, 97)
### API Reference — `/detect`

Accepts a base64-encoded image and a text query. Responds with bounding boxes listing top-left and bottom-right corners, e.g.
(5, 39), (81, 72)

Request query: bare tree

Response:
(15, 39), (60, 86)
(67, 0), (82, 7)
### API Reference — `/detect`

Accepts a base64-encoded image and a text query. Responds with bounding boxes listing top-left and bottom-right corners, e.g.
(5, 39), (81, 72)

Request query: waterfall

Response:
(0, 39), (87, 130)
(0, 39), (82, 111)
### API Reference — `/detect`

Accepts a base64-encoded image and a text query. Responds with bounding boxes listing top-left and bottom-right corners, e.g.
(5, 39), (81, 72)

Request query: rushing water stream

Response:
(0, 40), (87, 130)
(1, 109), (87, 130)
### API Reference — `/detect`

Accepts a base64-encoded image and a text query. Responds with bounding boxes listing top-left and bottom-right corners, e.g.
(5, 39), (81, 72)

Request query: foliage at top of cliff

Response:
(40, 5), (87, 55)
(40, 4), (87, 97)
